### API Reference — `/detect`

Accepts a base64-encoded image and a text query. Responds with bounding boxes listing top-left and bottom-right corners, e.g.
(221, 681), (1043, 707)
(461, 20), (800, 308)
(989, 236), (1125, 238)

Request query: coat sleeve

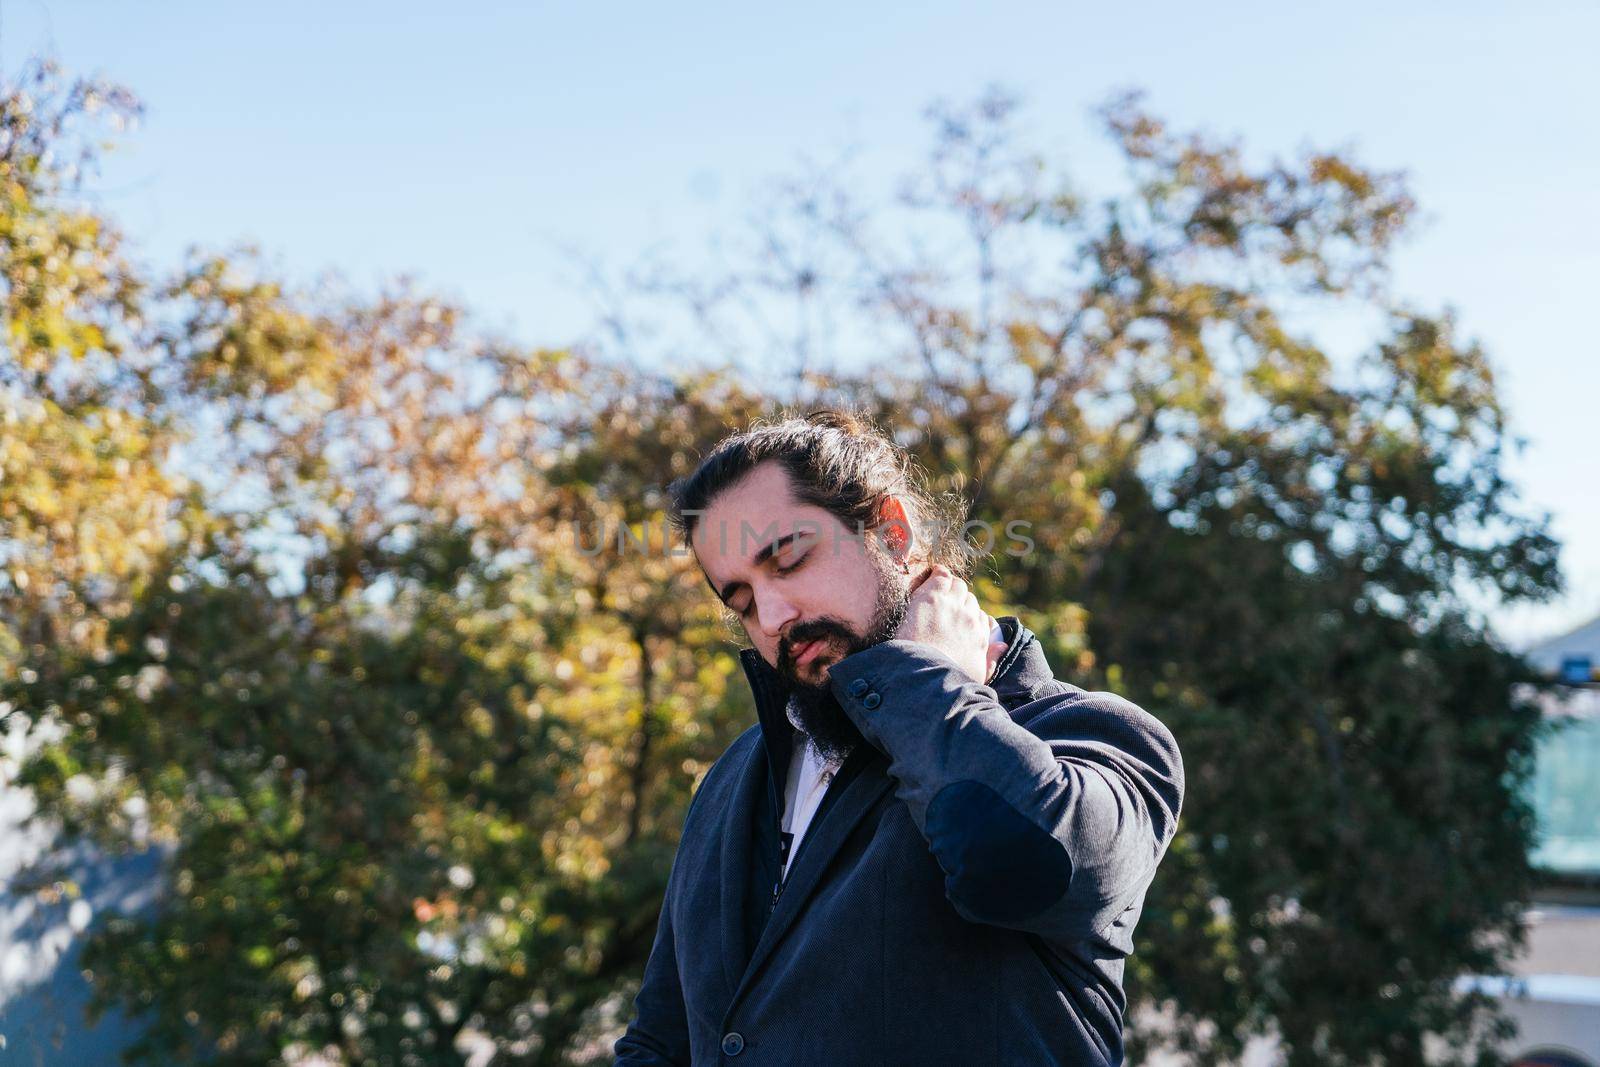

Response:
(612, 895), (691, 1065)
(827, 639), (1184, 943)
(613, 781), (711, 1065)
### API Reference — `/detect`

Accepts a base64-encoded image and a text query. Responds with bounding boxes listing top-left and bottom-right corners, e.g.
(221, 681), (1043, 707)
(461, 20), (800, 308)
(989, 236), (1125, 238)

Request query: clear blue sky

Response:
(4, 0), (1595, 648)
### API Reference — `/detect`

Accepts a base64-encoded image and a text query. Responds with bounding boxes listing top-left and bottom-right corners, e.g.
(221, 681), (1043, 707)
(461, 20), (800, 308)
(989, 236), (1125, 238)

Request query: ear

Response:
(875, 495), (915, 564)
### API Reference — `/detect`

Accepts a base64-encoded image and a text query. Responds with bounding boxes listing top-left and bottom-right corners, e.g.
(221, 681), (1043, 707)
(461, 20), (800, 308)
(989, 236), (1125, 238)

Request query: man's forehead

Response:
(692, 511), (827, 565)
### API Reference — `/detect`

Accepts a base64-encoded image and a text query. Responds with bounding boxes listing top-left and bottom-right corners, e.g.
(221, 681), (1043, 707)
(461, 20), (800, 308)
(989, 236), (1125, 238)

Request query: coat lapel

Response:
(729, 741), (893, 1007)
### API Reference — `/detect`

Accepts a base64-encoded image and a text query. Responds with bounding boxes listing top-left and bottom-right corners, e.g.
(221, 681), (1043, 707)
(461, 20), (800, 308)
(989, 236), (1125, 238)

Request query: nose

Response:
(753, 584), (799, 642)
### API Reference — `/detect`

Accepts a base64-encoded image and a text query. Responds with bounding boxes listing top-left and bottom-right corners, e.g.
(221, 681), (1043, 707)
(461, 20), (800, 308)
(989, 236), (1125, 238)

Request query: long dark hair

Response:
(666, 409), (975, 580)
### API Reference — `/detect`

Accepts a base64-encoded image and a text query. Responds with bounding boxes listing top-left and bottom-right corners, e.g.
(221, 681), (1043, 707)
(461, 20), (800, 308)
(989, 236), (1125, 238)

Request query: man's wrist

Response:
(828, 639), (978, 701)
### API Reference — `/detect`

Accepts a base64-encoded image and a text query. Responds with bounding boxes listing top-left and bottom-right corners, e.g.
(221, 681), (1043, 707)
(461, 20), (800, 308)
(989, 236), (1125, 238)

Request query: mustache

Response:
(778, 618), (854, 668)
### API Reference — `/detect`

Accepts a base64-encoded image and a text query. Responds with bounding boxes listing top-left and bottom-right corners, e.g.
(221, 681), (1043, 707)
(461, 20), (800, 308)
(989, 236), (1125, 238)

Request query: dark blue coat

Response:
(614, 616), (1184, 1065)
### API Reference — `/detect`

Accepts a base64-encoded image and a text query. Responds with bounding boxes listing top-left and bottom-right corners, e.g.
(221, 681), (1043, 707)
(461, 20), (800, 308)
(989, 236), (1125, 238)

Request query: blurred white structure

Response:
(1481, 614), (1600, 1066)
(0, 717), (163, 1065)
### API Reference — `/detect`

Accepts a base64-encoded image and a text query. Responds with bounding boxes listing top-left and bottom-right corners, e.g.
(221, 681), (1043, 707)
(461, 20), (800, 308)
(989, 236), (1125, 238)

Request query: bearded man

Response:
(614, 410), (1184, 1066)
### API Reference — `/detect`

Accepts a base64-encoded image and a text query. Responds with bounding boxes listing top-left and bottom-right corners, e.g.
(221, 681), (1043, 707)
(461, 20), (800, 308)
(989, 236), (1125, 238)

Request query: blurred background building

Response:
(0, 785), (158, 1063)
(1485, 618), (1600, 1066)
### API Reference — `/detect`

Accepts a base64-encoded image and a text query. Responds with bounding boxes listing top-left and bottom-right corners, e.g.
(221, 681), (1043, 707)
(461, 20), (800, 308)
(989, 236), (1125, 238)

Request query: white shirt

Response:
(778, 619), (1006, 881)
(780, 699), (842, 880)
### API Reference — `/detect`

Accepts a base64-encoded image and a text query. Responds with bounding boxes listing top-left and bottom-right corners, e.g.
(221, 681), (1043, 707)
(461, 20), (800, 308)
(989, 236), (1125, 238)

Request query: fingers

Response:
(907, 566), (936, 594)
(911, 565), (985, 620)
(944, 570), (976, 605)
(913, 565), (976, 604)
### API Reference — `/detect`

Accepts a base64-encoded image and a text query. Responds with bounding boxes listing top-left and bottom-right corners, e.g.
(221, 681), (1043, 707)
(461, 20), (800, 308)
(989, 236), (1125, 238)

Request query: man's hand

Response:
(894, 565), (1006, 684)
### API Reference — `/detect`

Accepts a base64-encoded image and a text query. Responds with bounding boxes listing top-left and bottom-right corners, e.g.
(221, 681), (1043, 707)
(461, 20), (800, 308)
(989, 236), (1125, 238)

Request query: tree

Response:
(0, 60), (203, 667)
(3, 58), (753, 1065)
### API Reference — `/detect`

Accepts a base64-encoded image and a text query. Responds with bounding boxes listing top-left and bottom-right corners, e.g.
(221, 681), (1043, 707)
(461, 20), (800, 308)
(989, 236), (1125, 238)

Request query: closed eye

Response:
(729, 543), (812, 618)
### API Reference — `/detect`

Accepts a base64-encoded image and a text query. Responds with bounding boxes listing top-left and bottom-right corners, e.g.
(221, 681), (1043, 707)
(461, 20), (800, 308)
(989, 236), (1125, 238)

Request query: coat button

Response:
(721, 1031), (745, 1056)
(848, 678), (870, 697)
(862, 691), (882, 709)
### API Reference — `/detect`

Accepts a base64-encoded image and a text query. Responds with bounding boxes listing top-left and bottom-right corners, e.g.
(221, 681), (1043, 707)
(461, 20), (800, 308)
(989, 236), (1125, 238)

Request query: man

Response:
(615, 411), (1184, 1065)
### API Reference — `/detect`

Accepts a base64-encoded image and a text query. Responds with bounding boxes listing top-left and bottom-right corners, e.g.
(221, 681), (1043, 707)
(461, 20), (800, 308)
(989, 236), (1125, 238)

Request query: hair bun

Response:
(805, 408), (867, 435)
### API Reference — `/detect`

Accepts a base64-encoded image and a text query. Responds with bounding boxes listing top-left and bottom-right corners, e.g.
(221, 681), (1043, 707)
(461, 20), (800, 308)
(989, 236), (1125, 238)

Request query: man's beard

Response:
(777, 550), (910, 764)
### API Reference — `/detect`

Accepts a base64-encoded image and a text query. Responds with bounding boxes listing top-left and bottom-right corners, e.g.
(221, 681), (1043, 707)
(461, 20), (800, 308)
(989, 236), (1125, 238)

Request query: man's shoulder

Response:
(682, 722), (764, 824)
(1014, 681), (1184, 792)
(719, 721), (765, 765)
(1018, 679), (1157, 723)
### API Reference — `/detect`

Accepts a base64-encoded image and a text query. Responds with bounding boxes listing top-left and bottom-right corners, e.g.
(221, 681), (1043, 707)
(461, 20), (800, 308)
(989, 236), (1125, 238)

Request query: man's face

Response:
(691, 462), (910, 692)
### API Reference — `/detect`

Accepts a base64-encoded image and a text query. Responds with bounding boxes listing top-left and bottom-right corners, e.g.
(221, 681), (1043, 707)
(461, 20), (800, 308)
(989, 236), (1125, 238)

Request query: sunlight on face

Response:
(690, 462), (900, 685)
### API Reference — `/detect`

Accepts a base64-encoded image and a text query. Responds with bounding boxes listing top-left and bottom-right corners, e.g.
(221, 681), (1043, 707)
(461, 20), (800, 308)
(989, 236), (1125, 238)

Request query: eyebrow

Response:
(712, 531), (807, 607)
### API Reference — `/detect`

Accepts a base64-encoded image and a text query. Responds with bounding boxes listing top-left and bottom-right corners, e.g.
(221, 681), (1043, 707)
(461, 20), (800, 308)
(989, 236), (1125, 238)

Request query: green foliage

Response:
(0, 65), (1562, 1066)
